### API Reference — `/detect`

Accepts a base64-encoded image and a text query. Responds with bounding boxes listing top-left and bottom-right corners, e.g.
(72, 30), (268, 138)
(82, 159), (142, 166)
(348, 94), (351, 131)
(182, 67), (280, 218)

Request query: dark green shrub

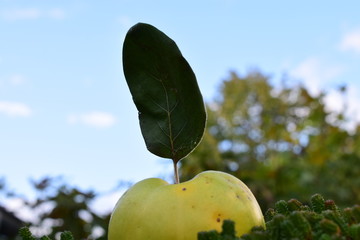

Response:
(199, 194), (360, 240)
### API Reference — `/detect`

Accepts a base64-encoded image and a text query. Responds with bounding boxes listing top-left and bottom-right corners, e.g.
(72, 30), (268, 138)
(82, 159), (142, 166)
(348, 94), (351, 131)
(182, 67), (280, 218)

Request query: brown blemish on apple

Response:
(204, 176), (213, 184)
(216, 213), (222, 222)
(182, 187), (187, 191)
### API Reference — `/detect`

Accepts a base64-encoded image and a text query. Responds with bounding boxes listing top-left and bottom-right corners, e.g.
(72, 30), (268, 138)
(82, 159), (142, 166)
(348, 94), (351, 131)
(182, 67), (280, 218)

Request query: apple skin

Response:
(108, 170), (265, 240)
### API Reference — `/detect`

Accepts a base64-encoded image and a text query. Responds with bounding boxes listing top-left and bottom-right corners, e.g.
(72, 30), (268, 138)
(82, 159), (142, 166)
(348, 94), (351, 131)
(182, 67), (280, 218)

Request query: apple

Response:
(108, 170), (265, 240)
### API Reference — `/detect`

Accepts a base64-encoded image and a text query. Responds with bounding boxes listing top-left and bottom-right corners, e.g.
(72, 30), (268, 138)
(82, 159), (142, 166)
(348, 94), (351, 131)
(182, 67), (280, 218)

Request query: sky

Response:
(1, 0), (360, 216)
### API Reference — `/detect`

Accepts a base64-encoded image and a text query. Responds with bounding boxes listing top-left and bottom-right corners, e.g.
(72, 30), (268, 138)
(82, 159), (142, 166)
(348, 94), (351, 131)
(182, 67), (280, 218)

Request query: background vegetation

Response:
(181, 70), (360, 210)
(1, 70), (359, 239)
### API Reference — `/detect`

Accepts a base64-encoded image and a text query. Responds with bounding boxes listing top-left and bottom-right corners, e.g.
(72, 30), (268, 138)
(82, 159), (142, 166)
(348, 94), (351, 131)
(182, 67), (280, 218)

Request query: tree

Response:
(28, 177), (111, 240)
(180, 70), (360, 210)
(2, 70), (360, 239)
(0, 177), (111, 240)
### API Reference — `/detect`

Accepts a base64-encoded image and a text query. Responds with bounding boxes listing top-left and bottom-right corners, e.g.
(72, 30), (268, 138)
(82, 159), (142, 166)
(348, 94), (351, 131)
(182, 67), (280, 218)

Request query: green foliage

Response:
(198, 220), (237, 240)
(18, 226), (73, 240)
(18, 227), (37, 240)
(29, 177), (109, 239)
(199, 194), (360, 240)
(180, 71), (360, 209)
(122, 23), (206, 163)
(5, 69), (360, 239)
(17, 194), (360, 239)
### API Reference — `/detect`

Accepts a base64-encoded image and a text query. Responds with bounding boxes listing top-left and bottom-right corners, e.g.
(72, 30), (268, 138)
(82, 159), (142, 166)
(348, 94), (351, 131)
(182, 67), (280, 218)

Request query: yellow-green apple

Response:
(108, 170), (265, 240)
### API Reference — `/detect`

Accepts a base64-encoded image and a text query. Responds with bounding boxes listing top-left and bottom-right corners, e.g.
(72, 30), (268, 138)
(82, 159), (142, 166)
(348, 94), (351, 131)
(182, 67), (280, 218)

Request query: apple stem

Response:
(173, 161), (180, 184)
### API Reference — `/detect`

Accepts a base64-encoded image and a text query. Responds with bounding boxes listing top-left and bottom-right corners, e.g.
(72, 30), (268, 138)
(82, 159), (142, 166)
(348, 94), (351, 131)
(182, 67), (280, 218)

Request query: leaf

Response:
(123, 23), (206, 162)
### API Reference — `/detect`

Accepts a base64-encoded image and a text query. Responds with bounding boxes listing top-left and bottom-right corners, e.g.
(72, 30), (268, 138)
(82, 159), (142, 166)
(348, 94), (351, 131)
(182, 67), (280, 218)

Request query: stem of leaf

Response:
(173, 160), (180, 184)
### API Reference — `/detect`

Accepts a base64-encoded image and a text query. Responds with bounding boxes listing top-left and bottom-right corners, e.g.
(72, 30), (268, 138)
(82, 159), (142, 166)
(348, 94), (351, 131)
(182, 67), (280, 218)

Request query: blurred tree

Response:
(1, 70), (359, 239)
(0, 178), (24, 240)
(0, 177), (111, 240)
(180, 70), (360, 210)
(27, 177), (111, 240)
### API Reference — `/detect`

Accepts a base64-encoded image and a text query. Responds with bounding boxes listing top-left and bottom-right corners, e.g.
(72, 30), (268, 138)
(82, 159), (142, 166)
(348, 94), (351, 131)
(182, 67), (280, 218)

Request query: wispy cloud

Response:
(47, 8), (65, 20)
(67, 112), (116, 128)
(9, 74), (26, 86)
(340, 29), (360, 54)
(0, 74), (27, 88)
(0, 101), (32, 117)
(1, 8), (40, 21)
(1, 8), (65, 21)
(290, 57), (343, 96)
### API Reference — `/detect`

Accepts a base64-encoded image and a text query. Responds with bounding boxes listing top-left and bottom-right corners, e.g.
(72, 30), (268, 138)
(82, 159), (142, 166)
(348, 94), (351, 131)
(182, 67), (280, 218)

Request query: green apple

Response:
(108, 170), (265, 240)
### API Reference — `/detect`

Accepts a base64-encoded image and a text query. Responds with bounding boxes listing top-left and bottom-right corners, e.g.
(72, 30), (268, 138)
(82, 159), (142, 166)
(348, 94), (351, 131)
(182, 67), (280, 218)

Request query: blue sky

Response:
(1, 0), (360, 214)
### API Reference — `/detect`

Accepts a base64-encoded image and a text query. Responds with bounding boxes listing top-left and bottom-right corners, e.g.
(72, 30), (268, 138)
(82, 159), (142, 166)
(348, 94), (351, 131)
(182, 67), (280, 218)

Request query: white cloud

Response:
(0, 101), (32, 117)
(1, 8), (40, 21)
(290, 57), (343, 96)
(1, 8), (65, 21)
(67, 112), (116, 128)
(340, 29), (360, 54)
(9, 74), (26, 86)
(47, 8), (65, 20)
(0, 74), (26, 88)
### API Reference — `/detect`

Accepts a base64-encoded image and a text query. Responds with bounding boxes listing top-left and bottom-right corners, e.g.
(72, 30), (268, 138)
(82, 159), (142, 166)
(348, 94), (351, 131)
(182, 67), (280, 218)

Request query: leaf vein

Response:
(173, 120), (188, 143)
(157, 121), (170, 137)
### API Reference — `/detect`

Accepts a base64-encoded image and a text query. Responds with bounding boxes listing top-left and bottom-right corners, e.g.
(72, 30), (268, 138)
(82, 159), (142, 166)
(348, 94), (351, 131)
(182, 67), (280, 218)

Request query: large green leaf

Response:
(123, 23), (206, 162)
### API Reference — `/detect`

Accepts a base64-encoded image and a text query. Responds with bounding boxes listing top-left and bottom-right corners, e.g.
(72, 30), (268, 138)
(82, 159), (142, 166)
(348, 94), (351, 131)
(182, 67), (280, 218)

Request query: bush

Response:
(199, 194), (360, 240)
(18, 194), (360, 240)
